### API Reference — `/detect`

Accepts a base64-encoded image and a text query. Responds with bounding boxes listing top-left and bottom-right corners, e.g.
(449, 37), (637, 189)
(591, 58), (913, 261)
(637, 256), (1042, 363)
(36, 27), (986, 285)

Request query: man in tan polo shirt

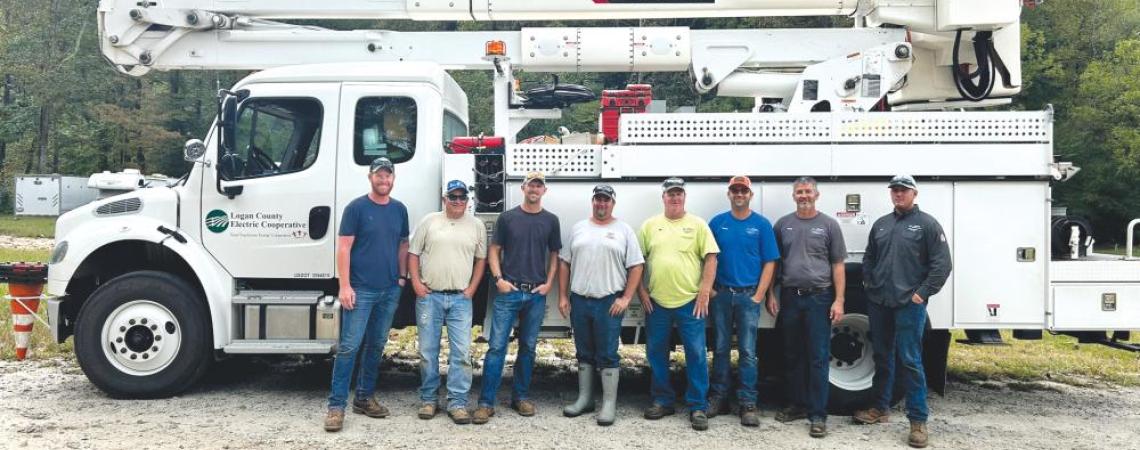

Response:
(409, 179), (488, 424)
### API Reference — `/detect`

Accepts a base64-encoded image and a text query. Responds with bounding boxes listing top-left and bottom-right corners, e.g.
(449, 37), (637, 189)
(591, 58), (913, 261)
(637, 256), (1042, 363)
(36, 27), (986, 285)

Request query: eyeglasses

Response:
(446, 194), (469, 202)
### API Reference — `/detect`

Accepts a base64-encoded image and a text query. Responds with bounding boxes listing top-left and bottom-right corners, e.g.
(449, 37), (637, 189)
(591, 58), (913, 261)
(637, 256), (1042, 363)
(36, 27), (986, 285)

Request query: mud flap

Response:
(922, 329), (951, 396)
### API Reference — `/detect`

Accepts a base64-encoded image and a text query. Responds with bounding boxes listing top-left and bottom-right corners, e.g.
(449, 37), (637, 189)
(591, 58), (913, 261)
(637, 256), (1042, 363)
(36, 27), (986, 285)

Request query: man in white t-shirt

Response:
(557, 184), (644, 426)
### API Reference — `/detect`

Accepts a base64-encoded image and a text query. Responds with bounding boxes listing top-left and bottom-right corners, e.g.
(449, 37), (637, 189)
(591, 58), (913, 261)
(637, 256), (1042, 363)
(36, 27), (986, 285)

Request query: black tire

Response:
(74, 271), (212, 398)
(826, 262), (877, 415)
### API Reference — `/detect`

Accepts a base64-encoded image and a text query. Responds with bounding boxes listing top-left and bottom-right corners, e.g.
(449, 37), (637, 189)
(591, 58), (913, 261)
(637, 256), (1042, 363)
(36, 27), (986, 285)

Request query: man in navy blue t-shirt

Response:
(707, 175), (780, 426)
(325, 157), (410, 432)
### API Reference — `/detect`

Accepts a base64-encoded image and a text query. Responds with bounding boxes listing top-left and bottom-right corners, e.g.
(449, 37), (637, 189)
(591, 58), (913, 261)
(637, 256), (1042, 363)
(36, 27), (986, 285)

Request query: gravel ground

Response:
(2, 356), (1138, 450)
(0, 236), (53, 252)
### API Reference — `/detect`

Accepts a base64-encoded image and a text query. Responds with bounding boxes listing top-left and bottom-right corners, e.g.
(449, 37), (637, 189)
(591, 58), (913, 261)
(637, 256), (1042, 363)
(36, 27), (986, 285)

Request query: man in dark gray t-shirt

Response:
(476, 170), (562, 424)
(770, 177), (847, 438)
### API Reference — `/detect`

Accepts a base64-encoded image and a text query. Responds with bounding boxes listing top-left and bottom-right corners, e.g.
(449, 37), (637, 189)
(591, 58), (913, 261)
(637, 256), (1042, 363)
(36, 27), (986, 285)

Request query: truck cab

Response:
(47, 62), (466, 397)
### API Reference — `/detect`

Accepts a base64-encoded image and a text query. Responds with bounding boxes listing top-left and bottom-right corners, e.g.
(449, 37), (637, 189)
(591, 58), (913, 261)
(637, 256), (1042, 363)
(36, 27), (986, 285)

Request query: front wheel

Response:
(74, 271), (212, 398)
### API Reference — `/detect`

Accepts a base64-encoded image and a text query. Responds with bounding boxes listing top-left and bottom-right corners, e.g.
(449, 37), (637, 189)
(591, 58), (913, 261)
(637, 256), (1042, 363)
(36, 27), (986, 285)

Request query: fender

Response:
(49, 214), (235, 350)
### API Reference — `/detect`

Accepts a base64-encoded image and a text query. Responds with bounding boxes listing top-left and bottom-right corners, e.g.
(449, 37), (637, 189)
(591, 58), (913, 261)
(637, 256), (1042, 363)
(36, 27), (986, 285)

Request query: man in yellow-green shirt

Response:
(637, 177), (720, 431)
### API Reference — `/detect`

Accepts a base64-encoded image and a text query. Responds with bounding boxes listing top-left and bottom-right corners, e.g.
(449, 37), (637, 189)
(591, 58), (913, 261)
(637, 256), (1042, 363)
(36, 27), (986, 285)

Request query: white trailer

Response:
(14, 175), (99, 217)
(43, 0), (1140, 407)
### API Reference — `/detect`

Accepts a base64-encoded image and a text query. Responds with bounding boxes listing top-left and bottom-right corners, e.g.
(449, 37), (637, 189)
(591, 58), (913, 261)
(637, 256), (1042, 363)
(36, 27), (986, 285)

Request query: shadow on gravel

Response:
(185, 354), (671, 404)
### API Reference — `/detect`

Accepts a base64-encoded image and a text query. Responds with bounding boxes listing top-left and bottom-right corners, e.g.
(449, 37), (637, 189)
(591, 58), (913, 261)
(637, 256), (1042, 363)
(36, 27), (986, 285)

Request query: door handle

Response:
(309, 206), (331, 240)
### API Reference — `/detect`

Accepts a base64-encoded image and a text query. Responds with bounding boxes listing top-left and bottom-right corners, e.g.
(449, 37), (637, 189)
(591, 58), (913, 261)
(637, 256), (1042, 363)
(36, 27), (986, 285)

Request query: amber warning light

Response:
(485, 40), (506, 58)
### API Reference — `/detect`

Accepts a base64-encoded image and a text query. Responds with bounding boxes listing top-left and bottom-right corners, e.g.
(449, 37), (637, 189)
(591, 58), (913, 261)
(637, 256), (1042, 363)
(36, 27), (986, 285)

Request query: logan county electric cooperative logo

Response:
(206, 209), (230, 233)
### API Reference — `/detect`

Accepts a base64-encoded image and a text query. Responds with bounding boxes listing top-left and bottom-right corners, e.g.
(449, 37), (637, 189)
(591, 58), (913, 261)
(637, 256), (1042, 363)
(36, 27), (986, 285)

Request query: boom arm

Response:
(98, 0), (1024, 110)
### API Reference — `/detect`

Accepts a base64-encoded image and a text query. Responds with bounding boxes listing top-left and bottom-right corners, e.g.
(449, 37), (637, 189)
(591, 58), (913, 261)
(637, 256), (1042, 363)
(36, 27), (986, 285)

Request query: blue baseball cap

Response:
(445, 179), (469, 194)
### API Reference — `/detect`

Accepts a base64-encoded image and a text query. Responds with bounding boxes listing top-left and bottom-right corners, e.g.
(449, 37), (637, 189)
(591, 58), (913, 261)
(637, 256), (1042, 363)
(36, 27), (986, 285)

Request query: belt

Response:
(573, 291), (624, 300)
(783, 286), (831, 296)
(435, 289), (463, 295)
(716, 284), (755, 294)
(509, 281), (540, 292)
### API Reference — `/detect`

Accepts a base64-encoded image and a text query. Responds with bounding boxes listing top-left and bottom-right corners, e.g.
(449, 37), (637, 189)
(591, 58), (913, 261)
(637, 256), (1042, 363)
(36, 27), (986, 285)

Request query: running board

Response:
(223, 340), (335, 354)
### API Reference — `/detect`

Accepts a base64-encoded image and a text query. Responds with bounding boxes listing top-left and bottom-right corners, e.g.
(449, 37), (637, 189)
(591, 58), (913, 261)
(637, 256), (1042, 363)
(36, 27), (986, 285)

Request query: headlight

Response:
(49, 240), (68, 264)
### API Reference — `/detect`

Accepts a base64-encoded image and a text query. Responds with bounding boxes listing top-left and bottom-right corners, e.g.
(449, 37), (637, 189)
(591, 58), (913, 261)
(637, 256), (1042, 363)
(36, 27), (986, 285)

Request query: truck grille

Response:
(95, 197), (142, 216)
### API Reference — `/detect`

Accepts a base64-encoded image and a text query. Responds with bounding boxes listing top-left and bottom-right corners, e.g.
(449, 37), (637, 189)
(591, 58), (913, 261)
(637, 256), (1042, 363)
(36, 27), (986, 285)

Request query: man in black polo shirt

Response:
(854, 175), (952, 449)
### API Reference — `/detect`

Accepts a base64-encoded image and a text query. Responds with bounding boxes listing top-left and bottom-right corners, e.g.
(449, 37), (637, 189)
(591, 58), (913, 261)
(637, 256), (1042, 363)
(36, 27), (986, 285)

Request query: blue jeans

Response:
(328, 286), (401, 410)
(646, 299), (709, 412)
(780, 289), (833, 422)
(416, 292), (474, 410)
(709, 288), (761, 406)
(869, 300), (928, 422)
(478, 289), (546, 407)
(569, 293), (624, 369)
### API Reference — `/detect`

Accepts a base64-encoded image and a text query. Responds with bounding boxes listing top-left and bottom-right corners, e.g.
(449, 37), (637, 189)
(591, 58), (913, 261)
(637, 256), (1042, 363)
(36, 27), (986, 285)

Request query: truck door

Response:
(201, 83), (340, 279)
(334, 83), (444, 255)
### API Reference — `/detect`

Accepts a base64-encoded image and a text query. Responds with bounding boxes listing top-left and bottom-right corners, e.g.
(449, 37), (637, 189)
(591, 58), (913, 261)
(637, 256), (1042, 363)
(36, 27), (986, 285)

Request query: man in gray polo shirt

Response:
(770, 176), (847, 438)
(558, 184), (644, 426)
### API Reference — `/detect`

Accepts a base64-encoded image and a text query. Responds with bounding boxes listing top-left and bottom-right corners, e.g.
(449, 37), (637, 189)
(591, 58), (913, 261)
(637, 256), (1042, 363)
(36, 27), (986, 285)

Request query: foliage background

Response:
(0, 1), (1137, 241)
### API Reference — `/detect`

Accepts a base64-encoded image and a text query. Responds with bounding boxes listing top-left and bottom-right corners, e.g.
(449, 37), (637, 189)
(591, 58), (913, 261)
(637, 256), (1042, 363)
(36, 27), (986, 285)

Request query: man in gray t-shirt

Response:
(769, 177), (847, 438)
(557, 184), (644, 426)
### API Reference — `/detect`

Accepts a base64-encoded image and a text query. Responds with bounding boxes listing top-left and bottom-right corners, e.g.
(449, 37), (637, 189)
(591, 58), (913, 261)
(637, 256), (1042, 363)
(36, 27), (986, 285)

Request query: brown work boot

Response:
(706, 395), (727, 418)
(643, 403), (676, 420)
(448, 408), (472, 425)
(472, 406), (494, 425)
(352, 397), (390, 418)
(323, 409), (345, 432)
(853, 407), (890, 424)
(417, 403), (437, 420)
(809, 420), (827, 438)
(908, 421), (929, 448)
(740, 404), (760, 427)
(511, 399), (537, 417)
(775, 406), (807, 423)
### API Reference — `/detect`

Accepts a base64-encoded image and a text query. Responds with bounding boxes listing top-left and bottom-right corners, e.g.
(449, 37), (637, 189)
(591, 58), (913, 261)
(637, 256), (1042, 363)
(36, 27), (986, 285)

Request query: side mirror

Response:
(214, 89), (249, 198)
(215, 89), (249, 182)
(184, 139), (208, 164)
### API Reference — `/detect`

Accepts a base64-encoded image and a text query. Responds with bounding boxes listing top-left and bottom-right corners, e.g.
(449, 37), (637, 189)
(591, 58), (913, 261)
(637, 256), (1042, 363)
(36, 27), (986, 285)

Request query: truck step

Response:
(223, 339), (335, 354)
(232, 290), (324, 305)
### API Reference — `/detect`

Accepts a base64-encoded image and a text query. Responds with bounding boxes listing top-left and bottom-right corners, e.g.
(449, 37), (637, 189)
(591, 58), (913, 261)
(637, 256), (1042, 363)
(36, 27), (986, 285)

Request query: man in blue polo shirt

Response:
(707, 175), (779, 427)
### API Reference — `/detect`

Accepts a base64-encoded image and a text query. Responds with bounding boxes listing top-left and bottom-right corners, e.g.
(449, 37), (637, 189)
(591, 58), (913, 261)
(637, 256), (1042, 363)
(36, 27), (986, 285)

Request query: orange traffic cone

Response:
(9, 281), (43, 361)
(4, 262), (48, 361)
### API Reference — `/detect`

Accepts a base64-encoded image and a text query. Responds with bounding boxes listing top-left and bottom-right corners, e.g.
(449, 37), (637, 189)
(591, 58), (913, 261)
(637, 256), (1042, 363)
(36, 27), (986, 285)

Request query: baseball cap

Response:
(728, 175), (752, 190)
(369, 157), (394, 174)
(662, 177), (685, 192)
(888, 174), (918, 190)
(524, 171), (546, 185)
(445, 179), (469, 194)
(592, 184), (616, 199)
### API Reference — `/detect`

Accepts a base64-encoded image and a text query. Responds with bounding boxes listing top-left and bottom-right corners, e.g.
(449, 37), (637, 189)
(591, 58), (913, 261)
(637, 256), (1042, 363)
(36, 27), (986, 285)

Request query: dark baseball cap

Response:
(662, 177), (685, 192)
(446, 179), (469, 194)
(369, 157), (394, 174)
(888, 174), (918, 190)
(592, 184), (616, 199)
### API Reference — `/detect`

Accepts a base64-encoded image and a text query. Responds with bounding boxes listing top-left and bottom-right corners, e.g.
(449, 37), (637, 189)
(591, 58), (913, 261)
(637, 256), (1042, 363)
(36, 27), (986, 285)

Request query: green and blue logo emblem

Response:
(205, 209), (229, 233)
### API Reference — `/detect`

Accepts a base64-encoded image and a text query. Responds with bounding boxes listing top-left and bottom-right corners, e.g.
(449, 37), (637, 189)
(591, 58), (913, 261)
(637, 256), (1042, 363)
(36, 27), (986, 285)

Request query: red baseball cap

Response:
(728, 175), (752, 190)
